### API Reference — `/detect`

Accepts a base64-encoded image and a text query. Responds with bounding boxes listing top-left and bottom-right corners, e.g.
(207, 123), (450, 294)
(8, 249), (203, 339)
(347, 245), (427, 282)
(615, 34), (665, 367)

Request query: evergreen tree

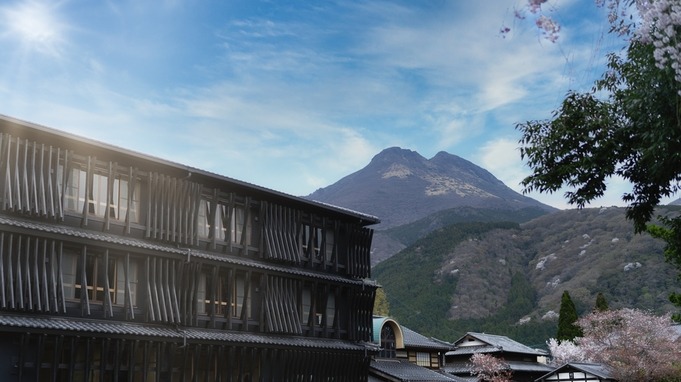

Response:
(594, 292), (608, 312)
(557, 291), (582, 341)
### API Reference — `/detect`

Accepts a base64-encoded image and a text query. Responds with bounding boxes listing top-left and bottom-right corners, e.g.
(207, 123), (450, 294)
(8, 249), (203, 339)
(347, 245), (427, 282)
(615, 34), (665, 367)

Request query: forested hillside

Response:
(373, 206), (681, 348)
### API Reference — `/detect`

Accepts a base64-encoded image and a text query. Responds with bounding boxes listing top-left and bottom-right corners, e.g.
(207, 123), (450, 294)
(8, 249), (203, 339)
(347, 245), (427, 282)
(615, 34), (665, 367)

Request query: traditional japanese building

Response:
(369, 316), (458, 381)
(444, 332), (552, 382)
(0, 115), (379, 381)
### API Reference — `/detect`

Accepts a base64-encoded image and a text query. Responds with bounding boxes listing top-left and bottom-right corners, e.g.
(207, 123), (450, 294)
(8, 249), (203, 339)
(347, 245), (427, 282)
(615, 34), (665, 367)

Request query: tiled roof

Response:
(443, 361), (471, 374)
(401, 326), (452, 351)
(0, 314), (371, 351)
(370, 359), (460, 381)
(0, 215), (372, 287)
(444, 360), (552, 375)
(446, 345), (501, 356)
(536, 362), (615, 381)
(448, 332), (546, 356)
(505, 360), (553, 373)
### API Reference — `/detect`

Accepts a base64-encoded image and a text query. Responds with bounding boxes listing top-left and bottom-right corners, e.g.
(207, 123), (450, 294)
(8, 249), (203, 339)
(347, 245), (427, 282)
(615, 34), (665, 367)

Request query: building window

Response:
(62, 250), (139, 306)
(326, 293), (335, 328)
(61, 167), (140, 222)
(325, 230), (334, 263)
(380, 324), (397, 358)
(232, 206), (252, 245)
(301, 287), (312, 324)
(111, 177), (139, 222)
(234, 272), (251, 318)
(196, 271), (230, 315)
(301, 224), (322, 259)
(198, 201), (230, 241)
(416, 352), (430, 367)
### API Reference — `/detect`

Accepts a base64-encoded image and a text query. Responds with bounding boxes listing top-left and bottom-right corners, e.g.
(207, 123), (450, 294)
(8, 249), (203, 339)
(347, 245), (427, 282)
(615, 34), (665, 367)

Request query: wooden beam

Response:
(81, 245), (90, 316)
(0, 233), (5, 309)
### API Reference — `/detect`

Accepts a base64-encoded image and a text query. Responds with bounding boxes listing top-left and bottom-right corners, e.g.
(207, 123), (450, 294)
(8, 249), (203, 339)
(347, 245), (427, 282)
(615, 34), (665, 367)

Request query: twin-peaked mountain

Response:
(307, 147), (554, 229)
(306, 147), (555, 263)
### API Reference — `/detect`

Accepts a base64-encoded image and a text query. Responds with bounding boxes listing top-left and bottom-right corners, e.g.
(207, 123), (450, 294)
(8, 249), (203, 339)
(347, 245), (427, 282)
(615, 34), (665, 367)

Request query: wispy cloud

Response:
(0, 0), (635, 207)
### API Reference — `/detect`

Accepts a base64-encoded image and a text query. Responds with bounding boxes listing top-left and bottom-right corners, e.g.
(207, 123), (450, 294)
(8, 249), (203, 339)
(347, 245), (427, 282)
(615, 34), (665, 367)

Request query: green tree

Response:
(373, 287), (390, 317)
(557, 291), (582, 342)
(517, 25), (681, 317)
(594, 292), (608, 312)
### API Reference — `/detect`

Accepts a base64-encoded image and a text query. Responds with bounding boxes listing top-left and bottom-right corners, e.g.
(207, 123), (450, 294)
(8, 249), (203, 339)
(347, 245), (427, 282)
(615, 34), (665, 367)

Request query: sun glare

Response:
(1, 1), (66, 55)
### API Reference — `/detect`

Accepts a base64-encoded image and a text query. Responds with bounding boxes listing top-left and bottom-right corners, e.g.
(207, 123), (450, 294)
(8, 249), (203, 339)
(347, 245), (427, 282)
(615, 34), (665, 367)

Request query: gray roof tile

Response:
(401, 326), (453, 351)
(448, 332), (546, 356)
(0, 314), (370, 351)
(370, 359), (460, 381)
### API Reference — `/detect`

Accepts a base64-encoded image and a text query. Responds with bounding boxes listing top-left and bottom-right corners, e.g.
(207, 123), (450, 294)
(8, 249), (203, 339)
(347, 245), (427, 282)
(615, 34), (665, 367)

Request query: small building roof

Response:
(443, 360), (553, 375)
(372, 316), (453, 352)
(534, 362), (616, 382)
(447, 332), (547, 356)
(370, 359), (462, 381)
(401, 326), (453, 351)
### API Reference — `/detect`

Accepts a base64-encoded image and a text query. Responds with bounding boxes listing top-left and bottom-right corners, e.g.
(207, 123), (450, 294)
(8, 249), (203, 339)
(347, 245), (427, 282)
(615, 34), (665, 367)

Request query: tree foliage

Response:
(548, 308), (681, 382)
(373, 287), (390, 317)
(594, 292), (609, 312)
(469, 353), (513, 382)
(557, 291), (582, 341)
(517, 10), (681, 316)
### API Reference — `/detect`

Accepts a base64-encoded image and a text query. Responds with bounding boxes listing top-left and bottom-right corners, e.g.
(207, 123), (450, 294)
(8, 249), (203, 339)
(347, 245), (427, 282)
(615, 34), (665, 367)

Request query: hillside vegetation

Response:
(373, 206), (681, 347)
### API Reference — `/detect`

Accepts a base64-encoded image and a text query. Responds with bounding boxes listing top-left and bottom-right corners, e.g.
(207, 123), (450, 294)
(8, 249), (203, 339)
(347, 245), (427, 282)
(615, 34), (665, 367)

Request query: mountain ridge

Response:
(307, 147), (555, 230)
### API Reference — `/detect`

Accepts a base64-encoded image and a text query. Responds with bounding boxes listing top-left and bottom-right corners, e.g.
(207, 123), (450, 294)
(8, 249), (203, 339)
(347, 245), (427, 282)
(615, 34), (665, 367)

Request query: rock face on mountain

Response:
(373, 206), (681, 344)
(307, 147), (555, 229)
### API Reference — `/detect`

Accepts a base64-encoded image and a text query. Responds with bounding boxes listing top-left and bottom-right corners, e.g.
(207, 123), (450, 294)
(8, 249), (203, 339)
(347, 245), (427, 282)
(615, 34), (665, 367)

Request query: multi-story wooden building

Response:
(0, 115), (379, 381)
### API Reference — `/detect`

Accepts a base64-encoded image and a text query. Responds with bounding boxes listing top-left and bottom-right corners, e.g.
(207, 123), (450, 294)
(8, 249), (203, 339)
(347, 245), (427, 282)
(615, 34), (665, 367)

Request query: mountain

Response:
(373, 206), (681, 346)
(307, 147), (556, 229)
(306, 147), (556, 263)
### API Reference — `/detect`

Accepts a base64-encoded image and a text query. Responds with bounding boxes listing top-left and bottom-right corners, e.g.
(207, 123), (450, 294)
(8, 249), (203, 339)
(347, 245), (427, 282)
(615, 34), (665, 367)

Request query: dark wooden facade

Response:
(0, 115), (379, 381)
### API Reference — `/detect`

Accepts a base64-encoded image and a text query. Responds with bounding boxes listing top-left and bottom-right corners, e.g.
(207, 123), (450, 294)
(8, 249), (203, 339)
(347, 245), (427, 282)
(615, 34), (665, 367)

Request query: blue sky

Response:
(0, 0), (651, 209)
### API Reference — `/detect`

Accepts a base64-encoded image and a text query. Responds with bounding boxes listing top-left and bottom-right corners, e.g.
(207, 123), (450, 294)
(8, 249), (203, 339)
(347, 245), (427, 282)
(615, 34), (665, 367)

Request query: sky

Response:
(0, 0), (664, 210)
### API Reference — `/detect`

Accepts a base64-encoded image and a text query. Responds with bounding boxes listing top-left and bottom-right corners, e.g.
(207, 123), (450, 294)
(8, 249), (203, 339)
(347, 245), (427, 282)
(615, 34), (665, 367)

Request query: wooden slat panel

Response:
(7, 234), (15, 309)
(104, 161), (114, 231)
(28, 141), (38, 214)
(124, 253), (135, 320)
(31, 237), (41, 311)
(15, 235), (24, 309)
(12, 137), (22, 211)
(0, 233), (5, 308)
(240, 271), (251, 328)
(46, 146), (55, 218)
(169, 259), (180, 323)
(124, 167), (136, 234)
(81, 245), (91, 316)
(38, 143), (47, 215)
(170, 177), (178, 243)
(264, 275), (302, 335)
(145, 256), (156, 321)
(163, 258), (175, 323)
(157, 257), (167, 322)
(48, 240), (58, 312)
(0, 134), (10, 211)
(57, 242), (66, 313)
(225, 268), (233, 330)
(103, 250), (113, 317)
(20, 137), (30, 212)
